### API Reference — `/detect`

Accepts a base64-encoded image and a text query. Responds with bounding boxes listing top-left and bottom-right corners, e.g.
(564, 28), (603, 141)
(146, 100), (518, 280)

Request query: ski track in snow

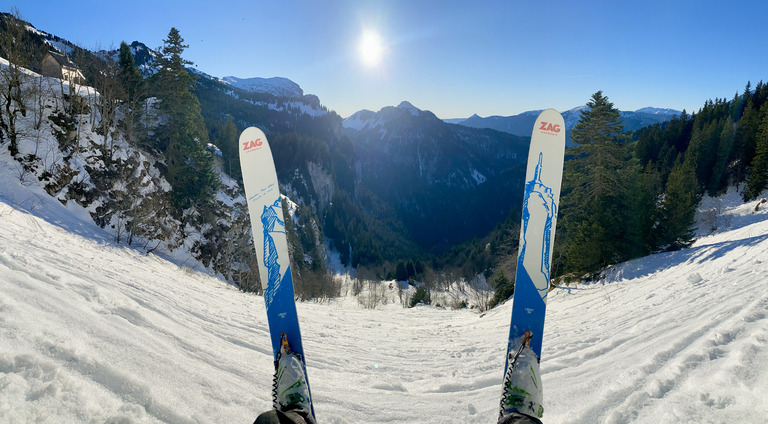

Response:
(545, 207), (768, 424)
(2, 173), (768, 423)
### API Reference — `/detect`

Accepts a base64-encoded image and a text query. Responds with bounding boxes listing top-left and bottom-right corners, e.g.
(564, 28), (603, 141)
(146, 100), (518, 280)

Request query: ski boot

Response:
(255, 334), (315, 424)
(272, 333), (313, 414)
(500, 330), (544, 424)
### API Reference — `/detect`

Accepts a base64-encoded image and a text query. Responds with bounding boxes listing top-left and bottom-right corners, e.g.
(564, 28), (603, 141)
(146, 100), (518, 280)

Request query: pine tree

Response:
(733, 100), (760, 183)
(561, 91), (632, 274)
(571, 91), (625, 147)
(658, 157), (700, 250)
(153, 28), (218, 211)
(406, 261), (416, 279)
(395, 261), (408, 282)
(626, 162), (662, 256)
(491, 271), (514, 307)
(214, 115), (240, 179)
(117, 42), (145, 146)
(711, 119), (736, 195)
(686, 117), (723, 194)
(743, 108), (768, 201)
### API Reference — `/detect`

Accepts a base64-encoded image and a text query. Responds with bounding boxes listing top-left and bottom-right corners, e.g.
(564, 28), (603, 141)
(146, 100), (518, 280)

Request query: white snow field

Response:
(2, 162), (768, 423)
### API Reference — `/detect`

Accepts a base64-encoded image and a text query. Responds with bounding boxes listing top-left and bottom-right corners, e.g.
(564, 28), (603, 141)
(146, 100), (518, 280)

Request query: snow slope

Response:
(2, 165), (768, 423)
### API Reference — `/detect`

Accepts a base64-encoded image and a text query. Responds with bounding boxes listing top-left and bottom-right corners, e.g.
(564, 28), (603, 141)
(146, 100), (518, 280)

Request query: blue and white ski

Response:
(239, 127), (314, 417)
(503, 108), (565, 374)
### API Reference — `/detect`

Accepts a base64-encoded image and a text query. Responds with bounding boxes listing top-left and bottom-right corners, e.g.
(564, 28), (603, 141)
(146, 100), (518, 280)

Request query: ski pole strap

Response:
(522, 330), (532, 347)
(280, 332), (292, 356)
(511, 330), (533, 366)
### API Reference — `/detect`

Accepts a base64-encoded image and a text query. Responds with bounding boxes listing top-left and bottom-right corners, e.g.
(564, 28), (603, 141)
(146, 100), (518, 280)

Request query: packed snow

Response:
(2, 154), (768, 423)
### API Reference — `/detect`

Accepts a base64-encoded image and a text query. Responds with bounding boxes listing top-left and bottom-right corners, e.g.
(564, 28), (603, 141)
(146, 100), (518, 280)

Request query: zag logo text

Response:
(242, 139), (263, 151)
(539, 122), (561, 133)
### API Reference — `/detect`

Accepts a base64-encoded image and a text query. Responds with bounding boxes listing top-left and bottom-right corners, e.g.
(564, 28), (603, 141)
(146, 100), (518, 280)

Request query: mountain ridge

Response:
(220, 75), (304, 98)
(450, 106), (682, 144)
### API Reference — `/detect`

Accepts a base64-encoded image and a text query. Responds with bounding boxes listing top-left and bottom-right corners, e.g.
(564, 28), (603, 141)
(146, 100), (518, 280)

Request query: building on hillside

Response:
(40, 50), (85, 84)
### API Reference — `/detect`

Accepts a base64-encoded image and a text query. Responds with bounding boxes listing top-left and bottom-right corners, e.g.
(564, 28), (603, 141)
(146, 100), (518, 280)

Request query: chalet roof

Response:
(47, 50), (78, 69)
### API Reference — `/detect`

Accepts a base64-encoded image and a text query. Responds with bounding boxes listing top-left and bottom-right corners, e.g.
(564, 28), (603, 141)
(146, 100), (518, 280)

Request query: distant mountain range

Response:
(449, 107), (682, 146)
(119, 41), (681, 145)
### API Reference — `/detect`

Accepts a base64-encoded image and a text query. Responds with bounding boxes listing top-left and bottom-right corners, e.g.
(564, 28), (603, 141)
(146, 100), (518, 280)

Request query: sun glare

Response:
(359, 30), (384, 67)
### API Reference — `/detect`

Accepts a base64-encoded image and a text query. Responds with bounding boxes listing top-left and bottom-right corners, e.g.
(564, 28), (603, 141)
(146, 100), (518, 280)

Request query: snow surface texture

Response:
(2, 165), (768, 422)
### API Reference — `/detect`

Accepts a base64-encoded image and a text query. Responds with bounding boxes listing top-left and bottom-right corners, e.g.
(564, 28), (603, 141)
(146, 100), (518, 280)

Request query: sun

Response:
(359, 30), (384, 67)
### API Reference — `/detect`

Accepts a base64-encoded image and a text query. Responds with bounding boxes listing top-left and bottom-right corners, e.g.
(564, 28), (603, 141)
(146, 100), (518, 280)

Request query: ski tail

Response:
(271, 333), (314, 418)
(500, 331), (543, 422)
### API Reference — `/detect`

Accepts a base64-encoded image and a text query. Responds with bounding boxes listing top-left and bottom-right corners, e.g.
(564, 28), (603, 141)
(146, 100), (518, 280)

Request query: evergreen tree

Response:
(561, 91), (632, 274)
(626, 162), (663, 256)
(117, 41), (145, 146)
(406, 261), (416, 279)
(563, 217), (607, 275)
(661, 111), (693, 172)
(686, 117), (722, 194)
(753, 81), (768, 111)
(491, 271), (514, 307)
(711, 119), (736, 195)
(658, 157), (700, 250)
(743, 108), (768, 201)
(571, 91), (625, 147)
(395, 261), (408, 282)
(733, 100), (760, 182)
(214, 115), (240, 179)
(154, 28), (218, 211)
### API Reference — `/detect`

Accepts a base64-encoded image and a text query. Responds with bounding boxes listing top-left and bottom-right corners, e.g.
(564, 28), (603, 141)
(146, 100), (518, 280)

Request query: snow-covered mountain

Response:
(220, 75), (303, 98)
(2, 164), (767, 422)
(635, 107), (681, 115)
(125, 41), (160, 77)
(343, 101), (428, 130)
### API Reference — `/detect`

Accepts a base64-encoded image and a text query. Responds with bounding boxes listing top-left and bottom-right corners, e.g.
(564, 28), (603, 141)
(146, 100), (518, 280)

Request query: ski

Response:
(238, 127), (314, 417)
(501, 109), (565, 417)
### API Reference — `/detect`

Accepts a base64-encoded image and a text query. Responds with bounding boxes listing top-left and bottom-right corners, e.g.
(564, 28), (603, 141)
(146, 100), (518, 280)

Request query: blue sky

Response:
(6, 0), (768, 119)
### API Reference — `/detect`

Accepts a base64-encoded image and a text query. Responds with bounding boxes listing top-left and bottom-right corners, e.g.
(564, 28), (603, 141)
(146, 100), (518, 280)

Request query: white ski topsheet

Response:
(518, 108), (565, 302)
(238, 127), (306, 362)
(507, 108), (565, 358)
(239, 127), (288, 296)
